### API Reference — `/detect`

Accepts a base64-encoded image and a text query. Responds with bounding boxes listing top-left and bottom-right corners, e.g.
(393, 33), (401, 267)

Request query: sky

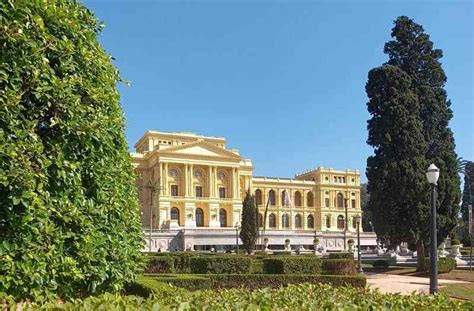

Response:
(84, 0), (473, 181)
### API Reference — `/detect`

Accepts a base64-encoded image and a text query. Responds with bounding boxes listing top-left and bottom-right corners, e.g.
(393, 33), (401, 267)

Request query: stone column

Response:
(233, 168), (239, 199)
(208, 166), (213, 198)
(189, 164), (194, 197)
(184, 164), (188, 196)
(163, 162), (168, 195)
(213, 166), (217, 198)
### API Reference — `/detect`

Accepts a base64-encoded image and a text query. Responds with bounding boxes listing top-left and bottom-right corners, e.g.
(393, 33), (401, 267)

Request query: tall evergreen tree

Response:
(366, 65), (429, 269)
(461, 161), (474, 221)
(385, 16), (461, 240)
(240, 191), (258, 254)
(0, 1), (143, 300)
(367, 16), (461, 271)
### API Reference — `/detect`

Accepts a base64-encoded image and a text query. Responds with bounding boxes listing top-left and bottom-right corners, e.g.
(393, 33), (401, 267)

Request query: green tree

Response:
(367, 16), (461, 271)
(366, 65), (429, 270)
(384, 16), (461, 241)
(0, 0), (144, 300)
(240, 191), (258, 254)
(460, 161), (473, 221)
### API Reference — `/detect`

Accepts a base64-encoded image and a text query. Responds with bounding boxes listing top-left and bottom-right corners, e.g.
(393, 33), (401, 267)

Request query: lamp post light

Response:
(354, 215), (363, 273)
(426, 163), (440, 295)
(235, 222), (240, 254)
(344, 198), (348, 251)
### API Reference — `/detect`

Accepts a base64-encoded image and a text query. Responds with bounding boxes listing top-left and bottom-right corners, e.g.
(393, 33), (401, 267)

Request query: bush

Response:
(423, 257), (456, 274)
(451, 239), (461, 245)
(144, 256), (174, 274)
(348, 239), (355, 244)
(263, 257), (322, 274)
(151, 274), (366, 290)
(271, 251), (292, 256)
(322, 259), (356, 275)
(190, 256), (252, 274)
(0, 1), (144, 300)
(372, 260), (390, 268)
(250, 259), (264, 274)
(328, 252), (354, 260)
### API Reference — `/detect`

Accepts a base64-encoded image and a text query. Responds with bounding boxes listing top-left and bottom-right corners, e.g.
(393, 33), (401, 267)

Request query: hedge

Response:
(328, 252), (354, 260)
(322, 259), (356, 275)
(423, 257), (456, 274)
(190, 256), (252, 274)
(372, 260), (390, 268)
(150, 274), (366, 291)
(144, 256), (174, 273)
(263, 257), (322, 274)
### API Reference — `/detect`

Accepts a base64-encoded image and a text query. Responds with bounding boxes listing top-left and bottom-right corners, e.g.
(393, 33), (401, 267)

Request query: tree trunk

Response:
(416, 240), (427, 272)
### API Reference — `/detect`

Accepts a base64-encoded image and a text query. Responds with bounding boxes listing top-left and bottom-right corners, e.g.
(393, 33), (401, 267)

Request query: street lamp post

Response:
(145, 179), (161, 253)
(426, 163), (440, 295)
(354, 215), (363, 273)
(344, 198), (348, 251)
(235, 222), (240, 254)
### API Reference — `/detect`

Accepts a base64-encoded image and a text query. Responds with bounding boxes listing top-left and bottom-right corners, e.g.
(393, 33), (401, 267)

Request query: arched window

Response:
(307, 192), (314, 207)
(282, 214), (290, 228)
(307, 215), (314, 229)
(294, 191), (302, 207)
(219, 208), (227, 227)
(258, 213), (263, 228)
(295, 214), (302, 228)
(337, 215), (345, 229)
(268, 190), (276, 206)
(171, 207), (179, 224)
(337, 193), (344, 208)
(326, 215), (331, 228)
(269, 213), (277, 228)
(255, 189), (263, 206)
(281, 190), (288, 206)
(196, 208), (204, 227)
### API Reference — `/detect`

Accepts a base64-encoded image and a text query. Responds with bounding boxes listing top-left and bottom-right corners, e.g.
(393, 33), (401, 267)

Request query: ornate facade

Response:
(132, 131), (371, 251)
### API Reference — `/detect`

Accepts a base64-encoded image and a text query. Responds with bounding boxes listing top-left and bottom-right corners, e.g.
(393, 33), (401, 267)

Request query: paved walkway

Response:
(366, 273), (469, 294)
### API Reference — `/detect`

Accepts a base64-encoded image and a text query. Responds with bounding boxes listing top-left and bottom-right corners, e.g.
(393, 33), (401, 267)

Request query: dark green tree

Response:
(366, 65), (429, 270)
(460, 161), (474, 221)
(0, 1), (144, 300)
(240, 191), (258, 254)
(385, 16), (461, 240)
(367, 16), (461, 271)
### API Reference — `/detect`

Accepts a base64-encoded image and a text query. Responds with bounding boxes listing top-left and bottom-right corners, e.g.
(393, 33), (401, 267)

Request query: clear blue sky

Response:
(84, 0), (473, 181)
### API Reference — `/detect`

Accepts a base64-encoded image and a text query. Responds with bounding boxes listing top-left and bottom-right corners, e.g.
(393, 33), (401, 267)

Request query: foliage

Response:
(263, 257), (322, 274)
(451, 239), (461, 246)
(322, 259), (357, 275)
(271, 251), (292, 256)
(460, 161), (474, 221)
(190, 256), (252, 274)
(348, 239), (355, 244)
(313, 238), (320, 244)
(144, 256), (174, 274)
(423, 257), (456, 274)
(250, 259), (264, 274)
(22, 282), (473, 310)
(366, 16), (461, 272)
(0, 0), (144, 301)
(372, 260), (390, 268)
(329, 252), (354, 260)
(239, 191), (259, 254)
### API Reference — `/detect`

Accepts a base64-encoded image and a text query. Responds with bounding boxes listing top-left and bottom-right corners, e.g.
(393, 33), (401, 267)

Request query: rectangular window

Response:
(352, 199), (356, 208)
(325, 198), (330, 207)
(219, 187), (226, 199)
(171, 185), (178, 197)
(195, 186), (203, 197)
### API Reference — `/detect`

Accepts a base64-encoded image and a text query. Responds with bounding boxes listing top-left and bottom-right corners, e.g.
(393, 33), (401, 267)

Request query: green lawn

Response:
(440, 283), (474, 302)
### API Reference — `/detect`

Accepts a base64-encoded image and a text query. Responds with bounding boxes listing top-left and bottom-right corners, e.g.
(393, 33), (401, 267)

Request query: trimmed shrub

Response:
(322, 259), (356, 275)
(250, 259), (264, 274)
(451, 239), (460, 245)
(123, 276), (173, 298)
(328, 252), (354, 260)
(263, 257), (322, 274)
(372, 260), (390, 268)
(424, 257), (456, 274)
(190, 256), (252, 274)
(271, 251), (292, 256)
(151, 274), (366, 290)
(144, 256), (174, 274)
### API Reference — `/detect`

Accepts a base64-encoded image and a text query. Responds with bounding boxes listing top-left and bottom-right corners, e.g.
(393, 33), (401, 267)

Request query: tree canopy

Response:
(0, 0), (144, 300)
(240, 191), (258, 254)
(366, 16), (461, 270)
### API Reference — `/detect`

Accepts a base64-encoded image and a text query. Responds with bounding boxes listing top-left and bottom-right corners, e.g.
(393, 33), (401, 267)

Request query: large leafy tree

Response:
(367, 16), (461, 271)
(240, 191), (258, 254)
(0, 0), (144, 300)
(366, 65), (429, 269)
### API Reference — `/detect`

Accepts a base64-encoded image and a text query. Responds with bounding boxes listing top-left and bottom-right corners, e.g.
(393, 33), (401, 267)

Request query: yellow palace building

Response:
(131, 130), (376, 251)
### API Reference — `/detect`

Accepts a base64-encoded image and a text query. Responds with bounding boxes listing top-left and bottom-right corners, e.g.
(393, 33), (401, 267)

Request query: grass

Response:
(440, 283), (474, 302)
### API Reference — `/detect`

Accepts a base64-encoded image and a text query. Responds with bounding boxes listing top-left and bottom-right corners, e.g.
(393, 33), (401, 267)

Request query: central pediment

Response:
(158, 140), (241, 160)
